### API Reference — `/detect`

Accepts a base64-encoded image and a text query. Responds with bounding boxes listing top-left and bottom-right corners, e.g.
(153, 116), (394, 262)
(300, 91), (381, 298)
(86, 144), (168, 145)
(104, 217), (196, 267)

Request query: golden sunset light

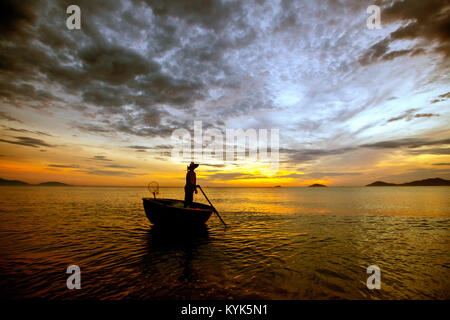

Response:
(0, 0), (448, 187)
(0, 0), (449, 309)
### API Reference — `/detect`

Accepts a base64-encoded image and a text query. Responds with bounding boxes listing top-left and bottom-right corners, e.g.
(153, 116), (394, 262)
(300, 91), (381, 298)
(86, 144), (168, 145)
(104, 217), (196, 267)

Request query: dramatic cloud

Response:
(360, 0), (450, 64)
(48, 164), (80, 168)
(204, 171), (305, 181)
(408, 148), (450, 155)
(2, 126), (52, 136)
(386, 109), (440, 123)
(0, 0), (38, 39)
(0, 111), (21, 123)
(303, 172), (362, 178)
(0, 136), (53, 148)
(431, 92), (450, 104)
(280, 147), (356, 163)
(0, 0), (449, 184)
(78, 169), (145, 177)
(360, 138), (450, 149)
(103, 164), (135, 169)
(128, 145), (153, 150)
(90, 155), (113, 162)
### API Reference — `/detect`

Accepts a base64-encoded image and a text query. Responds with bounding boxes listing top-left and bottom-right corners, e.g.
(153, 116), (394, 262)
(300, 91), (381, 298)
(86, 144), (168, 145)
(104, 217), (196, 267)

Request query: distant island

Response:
(308, 184), (327, 187)
(366, 181), (397, 186)
(367, 178), (450, 187)
(274, 185), (282, 188)
(37, 182), (70, 186)
(0, 178), (30, 186)
(0, 178), (70, 186)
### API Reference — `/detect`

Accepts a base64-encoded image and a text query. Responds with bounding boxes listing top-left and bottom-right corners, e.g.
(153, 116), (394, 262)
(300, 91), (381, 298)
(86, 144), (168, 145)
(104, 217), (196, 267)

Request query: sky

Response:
(0, 0), (449, 186)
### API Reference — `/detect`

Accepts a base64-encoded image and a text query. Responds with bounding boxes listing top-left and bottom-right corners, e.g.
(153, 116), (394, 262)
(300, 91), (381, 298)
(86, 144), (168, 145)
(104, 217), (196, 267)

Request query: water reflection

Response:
(0, 186), (448, 299)
(142, 225), (211, 285)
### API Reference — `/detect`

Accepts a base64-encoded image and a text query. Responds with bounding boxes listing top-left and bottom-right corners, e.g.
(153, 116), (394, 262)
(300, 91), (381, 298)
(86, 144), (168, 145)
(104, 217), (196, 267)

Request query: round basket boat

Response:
(142, 198), (213, 226)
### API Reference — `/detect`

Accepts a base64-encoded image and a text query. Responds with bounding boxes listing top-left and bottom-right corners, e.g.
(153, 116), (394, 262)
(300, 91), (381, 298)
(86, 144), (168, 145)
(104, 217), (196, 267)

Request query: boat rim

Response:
(142, 197), (213, 212)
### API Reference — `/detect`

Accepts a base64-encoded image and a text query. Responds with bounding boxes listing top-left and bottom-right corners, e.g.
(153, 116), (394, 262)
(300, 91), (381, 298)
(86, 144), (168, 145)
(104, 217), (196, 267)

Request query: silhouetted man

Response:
(184, 162), (198, 207)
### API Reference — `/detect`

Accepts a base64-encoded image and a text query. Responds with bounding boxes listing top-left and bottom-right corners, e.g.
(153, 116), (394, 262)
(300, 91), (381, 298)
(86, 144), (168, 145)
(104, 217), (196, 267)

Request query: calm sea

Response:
(0, 186), (448, 299)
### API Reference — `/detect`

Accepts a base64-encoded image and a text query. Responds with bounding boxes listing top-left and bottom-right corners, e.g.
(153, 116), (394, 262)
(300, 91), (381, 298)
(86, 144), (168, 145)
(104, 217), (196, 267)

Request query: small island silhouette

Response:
(37, 182), (71, 186)
(308, 183), (327, 187)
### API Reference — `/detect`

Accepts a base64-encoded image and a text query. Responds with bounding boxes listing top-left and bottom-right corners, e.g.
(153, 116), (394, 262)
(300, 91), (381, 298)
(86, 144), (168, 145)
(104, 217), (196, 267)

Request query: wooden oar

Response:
(197, 185), (227, 228)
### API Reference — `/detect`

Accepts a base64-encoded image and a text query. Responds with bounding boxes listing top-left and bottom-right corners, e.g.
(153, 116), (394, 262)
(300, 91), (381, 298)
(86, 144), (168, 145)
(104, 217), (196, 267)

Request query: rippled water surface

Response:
(0, 186), (449, 299)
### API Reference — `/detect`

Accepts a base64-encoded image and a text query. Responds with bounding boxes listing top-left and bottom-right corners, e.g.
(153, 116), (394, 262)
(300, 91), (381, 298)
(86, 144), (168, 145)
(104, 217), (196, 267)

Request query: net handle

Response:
(147, 181), (159, 199)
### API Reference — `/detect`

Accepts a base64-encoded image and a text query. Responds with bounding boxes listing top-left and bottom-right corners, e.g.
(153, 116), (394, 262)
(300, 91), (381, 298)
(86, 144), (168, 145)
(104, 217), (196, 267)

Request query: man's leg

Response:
(184, 189), (193, 207)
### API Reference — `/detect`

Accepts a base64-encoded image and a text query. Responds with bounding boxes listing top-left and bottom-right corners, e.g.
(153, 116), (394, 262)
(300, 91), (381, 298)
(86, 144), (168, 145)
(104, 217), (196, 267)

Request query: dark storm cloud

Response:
(281, 137), (450, 164)
(127, 144), (173, 156)
(0, 82), (61, 105)
(280, 146), (356, 163)
(81, 84), (128, 108)
(431, 92), (450, 104)
(202, 163), (226, 168)
(413, 113), (440, 119)
(0, 136), (53, 148)
(152, 144), (173, 150)
(127, 144), (173, 155)
(0, 0), (215, 138)
(359, 40), (423, 65)
(387, 109), (416, 122)
(0, 111), (21, 123)
(79, 169), (145, 177)
(90, 155), (113, 162)
(360, 0), (450, 64)
(73, 123), (113, 134)
(383, 0), (450, 43)
(48, 164), (80, 168)
(63, 157), (135, 171)
(387, 109), (440, 122)
(128, 145), (153, 150)
(408, 148), (450, 155)
(360, 138), (450, 149)
(303, 172), (362, 178)
(204, 172), (252, 181)
(132, 0), (242, 31)
(0, 0), (362, 144)
(204, 172), (279, 181)
(204, 171), (307, 182)
(0, 0), (38, 40)
(103, 164), (135, 169)
(2, 126), (52, 136)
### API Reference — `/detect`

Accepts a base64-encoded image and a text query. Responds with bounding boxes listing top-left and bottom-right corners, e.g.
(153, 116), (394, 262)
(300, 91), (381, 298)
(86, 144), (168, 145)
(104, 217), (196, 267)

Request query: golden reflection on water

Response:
(0, 186), (449, 299)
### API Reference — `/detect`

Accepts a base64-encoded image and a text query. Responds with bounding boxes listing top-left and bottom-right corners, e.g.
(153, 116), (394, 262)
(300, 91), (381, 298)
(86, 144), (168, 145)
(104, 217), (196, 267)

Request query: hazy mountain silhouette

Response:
(0, 178), (70, 186)
(367, 178), (450, 186)
(0, 178), (29, 186)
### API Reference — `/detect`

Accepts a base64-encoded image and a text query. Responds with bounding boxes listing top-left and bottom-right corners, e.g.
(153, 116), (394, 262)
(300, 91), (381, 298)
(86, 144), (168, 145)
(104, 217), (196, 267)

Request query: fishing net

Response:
(148, 181), (159, 199)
